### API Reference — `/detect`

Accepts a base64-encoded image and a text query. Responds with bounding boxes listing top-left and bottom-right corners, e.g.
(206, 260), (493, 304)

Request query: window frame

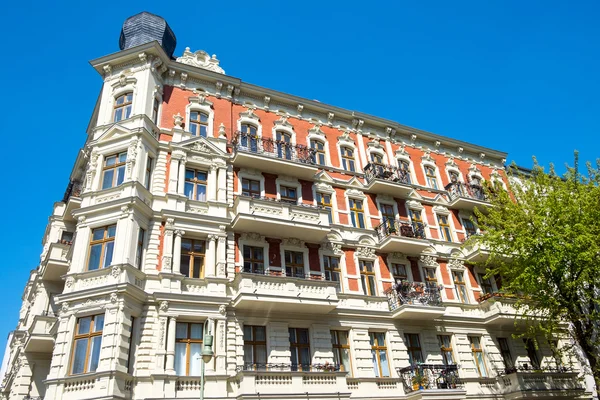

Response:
(497, 337), (514, 370)
(284, 250), (305, 278)
(340, 146), (356, 172)
(316, 192), (333, 223)
(175, 322), (204, 376)
(359, 260), (378, 296)
(452, 270), (469, 303)
(469, 336), (488, 377)
(370, 332), (390, 377)
(323, 255), (341, 285)
(438, 335), (455, 365)
(243, 325), (267, 370)
(331, 330), (352, 374)
(180, 238), (206, 278)
(189, 110), (209, 138)
(113, 92), (133, 122)
(424, 165), (439, 189)
(391, 263), (408, 283)
(243, 245), (265, 274)
(311, 139), (327, 165)
(101, 152), (128, 190)
(349, 198), (365, 229)
(184, 168), (208, 202)
(135, 228), (146, 269)
(87, 225), (117, 271)
(70, 314), (105, 375)
(437, 214), (453, 242)
(289, 328), (311, 371)
(280, 185), (298, 204)
(404, 333), (424, 366)
(144, 155), (154, 190)
(241, 178), (261, 198)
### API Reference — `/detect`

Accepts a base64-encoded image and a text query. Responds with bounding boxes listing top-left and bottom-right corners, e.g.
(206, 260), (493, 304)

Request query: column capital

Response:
(208, 234), (218, 242)
(174, 229), (186, 238)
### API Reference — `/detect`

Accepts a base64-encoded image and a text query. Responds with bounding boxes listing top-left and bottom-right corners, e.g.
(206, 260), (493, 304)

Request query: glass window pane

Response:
(78, 317), (92, 334)
(196, 185), (206, 201)
(190, 324), (203, 339)
(88, 244), (102, 271)
(176, 323), (188, 339)
(255, 327), (266, 341)
(180, 255), (190, 277)
(87, 335), (102, 372)
(341, 348), (351, 372)
(289, 328), (296, 344)
(93, 315), (104, 332)
(256, 345), (267, 364)
(339, 332), (348, 345)
(181, 239), (192, 252)
(107, 225), (116, 237)
(184, 182), (194, 199)
(371, 350), (379, 377)
(105, 155), (116, 166)
(193, 257), (203, 278)
(376, 333), (385, 346)
(379, 350), (389, 377)
(190, 343), (202, 375)
(72, 338), (88, 374)
(197, 171), (207, 181)
(244, 344), (254, 364)
(92, 228), (105, 241)
(185, 169), (195, 180)
(103, 242), (114, 268)
(175, 343), (186, 375)
(300, 348), (310, 365)
(101, 170), (114, 189)
(298, 329), (309, 344)
(119, 152), (127, 163)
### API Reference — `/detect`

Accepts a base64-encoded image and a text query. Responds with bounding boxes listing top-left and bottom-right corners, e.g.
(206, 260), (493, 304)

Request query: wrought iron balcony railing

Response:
(386, 281), (443, 310)
(238, 265), (326, 281)
(477, 291), (518, 303)
(498, 364), (574, 375)
(445, 181), (487, 202)
(398, 364), (462, 392)
(364, 163), (411, 185)
(237, 363), (340, 372)
(231, 131), (316, 164)
(375, 219), (426, 241)
(62, 180), (83, 202)
(235, 194), (324, 209)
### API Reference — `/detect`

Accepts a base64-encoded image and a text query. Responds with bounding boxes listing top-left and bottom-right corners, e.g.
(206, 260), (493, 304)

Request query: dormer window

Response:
(341, 147), (355, 172)
(189, 111), (208, 137)
(425, 166), (438, 189)
(113, 92), (133, 122)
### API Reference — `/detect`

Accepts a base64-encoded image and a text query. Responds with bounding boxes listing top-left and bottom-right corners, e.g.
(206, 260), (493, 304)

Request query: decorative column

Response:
(165, 316), (177, 374)
(173, 230), (185, 274)
(177, 158), (187, 196)
(217, 166), (227, 202)
(208, 165), (218, 201)
(216, 235), (226, 278)
(168, 157), (179, 194)
(205, 235), (217, 277)
(162, 219), (175, 273)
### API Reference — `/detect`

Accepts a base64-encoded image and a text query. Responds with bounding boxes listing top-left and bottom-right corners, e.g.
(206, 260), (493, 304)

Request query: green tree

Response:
(469, 155), (600, 386)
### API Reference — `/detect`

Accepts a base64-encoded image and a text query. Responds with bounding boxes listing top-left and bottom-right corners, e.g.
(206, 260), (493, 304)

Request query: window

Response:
(409, 209), (424, 237)
(316, 192), (333, 223)
(452, 271), (468, 303)
(101, 152), (127, 189)
(243, 246), (264, 274)
(349, 199), (365, 229)
(380, 204), (395, 227)
(360, 260), (377, 296)
(175, 322), (203, 376)
(276, 131), (292, 160)
(311, 140), (326, 165)
(184, 169), (207, 201)
(463, 218), (477, 238)
(126, 317), (135, 374)
(437, 215), (452, 242)
(88, 225), (116, 270)
(523, 338), (541, 369)
(404, 333), (424, 365)
(438, 335), (454, 365)
(478, 273), (494, 296)
(144, 156), (154, 190)
(425, 166), (438, 189)
(285, 251), (304, 278)
(549, 340), (562, 367)
(331, 331), (352, 373)
(71, 314), (104, 374)
(280, 186), (297, 204)
(423, 267), (437, 283)
(497, 338), (514, 370)
(136, 228), (145, 269)
(289, 328), (310, 371)
(241, 178), (260, 198)
(469, 336), (488, 377)
(370, 152), (385, 174)
(244, 326), (267, 369)
(391, 264), (408, 283)
(180, 239), (205, 278)
(324, 256), (341, 284)
(399, 160), (412, 184)
(113, 92), (133, 122)
(152, 97), (160, 125)
(240, 124), (258, 151)
(449, 170), (460, 183)
(370, 332), (390, 377)
(341, 147), (355, 172)
(189, 111), (208, 137)
(60, 231), (74, 243)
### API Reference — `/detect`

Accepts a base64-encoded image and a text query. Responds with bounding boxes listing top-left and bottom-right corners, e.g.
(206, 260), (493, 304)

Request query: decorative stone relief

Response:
(173, 113), (184, 128)
(159, 301), (169, 312)
(65, 276), (75, 288)
(219, 305), (227, 315)
(420, 255), (439, 268)
(110, 265), (122, 279)
(282, 238), (304, 248)
(176, 47), (225, 74)
(406, 200), (424, 211)
(323, 242), (343, 255)
(356, 247), (376, 259)
(448, 258), (465, 270)
(241, 232), (264, 242)
(432, 205), (450, 215)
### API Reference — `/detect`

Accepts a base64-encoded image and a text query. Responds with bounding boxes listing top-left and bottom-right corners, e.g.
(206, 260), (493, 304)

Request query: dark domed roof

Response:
(119, 12), (177, 58)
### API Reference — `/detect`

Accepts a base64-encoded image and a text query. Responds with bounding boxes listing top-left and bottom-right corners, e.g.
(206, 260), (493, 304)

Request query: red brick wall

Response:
(263, 173), (277, 199)
(266, 238), (282, 267)
(306, 243), (321, 272)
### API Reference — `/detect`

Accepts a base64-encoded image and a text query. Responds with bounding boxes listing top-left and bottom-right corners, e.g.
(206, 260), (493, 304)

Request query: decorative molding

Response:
(356, 246), (376, 259)
(159, 301), (169, 312)
(346, 188), (366, 199)
(239, 108), (260, 121)
(314, 182), (334, 193)
(173, 113), (184, 128)
(448, 258), (465, 270)
(337, 130), (354, 145)
(282, 237), (305, 248)
(189, 94), (213, 108)
(110, 265), (122, 279)
(219, 305), (227, 316)
(240, 232), (265, 242)
(176, 47), (225, 74)
(432, 205), (450, 215)
(323, 242), (343, 255)
(420, 255), (439, 268)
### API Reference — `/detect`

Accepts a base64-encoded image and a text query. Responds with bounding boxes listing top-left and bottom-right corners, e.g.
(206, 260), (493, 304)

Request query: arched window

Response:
(113, 92), (133, 122)
(311, 140), (326, 165)
(189, 111), (209, 137)
(425, 166), (438, 189)
(341, 147), (355, 172)
(276, 131), (292, 160)
(398, 161), (411, 184)
(241, 124), (258, 152)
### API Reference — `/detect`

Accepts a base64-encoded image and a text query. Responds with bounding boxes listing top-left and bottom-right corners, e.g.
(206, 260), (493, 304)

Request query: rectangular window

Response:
(113, 92), (132, 122)
(180, 239), (205, 278)
(285, 251), (304, 278)
(136, 228), (145, 269)
(60, 230), (74, 243)
(370, 332), (390, 377)
(425, 166), (438, 189)
(341, 147), (355, 172)
(311, 140), (326, 165)
(244, 326), (267, 370)
(126, 317), (135, 374)
(189, 111), (208, 138)
(497, 338), (514, 370)
(144, 156), (154, 190)
(88, 225), (116, 271)
(175, 322), (203, 376)
(452, 271), (469, 303)
(360, 260), (377, 296)
(523, 338), (541, 369)
(391, 264), (408, 283)
(463, 218), (477, 238)
(71, 314), (104, 374)
(469, 336), (488, 377)
(478, 273), (494, 295)
(331, 331), (351, 373)
(316, 192), (333, 223)
(289, 328), (311, 371)
(380, 204), (395, 226)
(349, 199), (365, 229)
(280, 186), (297, 203)
(243, 246), (264, 274)
(184, 169), (207, 201)
(101, 152), (127, 189)
(438, 335), (454, 365)
(438, 215), (452, 241)
(423, 267), (437, 283)
(409, 209), (425, 237)
(152, 98), (160, 125)
(404, 333), (424, 365)
(324, 256), (341, 286)
(241, 178), (261, 198)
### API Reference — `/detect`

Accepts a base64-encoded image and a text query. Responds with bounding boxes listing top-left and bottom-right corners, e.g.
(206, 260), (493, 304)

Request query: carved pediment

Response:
(177, 136), (227, 157)
(176, 47), (225, 74)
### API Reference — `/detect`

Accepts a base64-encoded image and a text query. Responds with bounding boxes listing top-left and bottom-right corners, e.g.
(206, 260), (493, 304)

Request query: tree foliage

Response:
(470, 153), (600, 386)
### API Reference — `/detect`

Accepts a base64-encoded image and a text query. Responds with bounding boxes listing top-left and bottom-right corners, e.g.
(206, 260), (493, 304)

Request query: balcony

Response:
(398, 364), (464, 394)
(234, 363), (348, 397)
(23, 313), (57, 353)
(445, 182), (489, 210)
(385, 282), (445, 320)
(375, 219), (430, 254)
(231, 132), (319, 179)
(39, 241), (71, 282)
(478, 292), (523, 328)
(232, 195), (330, 242)
(364, 163), (413, 197)
(498, 366), (585, 398)
(232, 268), (339, 314)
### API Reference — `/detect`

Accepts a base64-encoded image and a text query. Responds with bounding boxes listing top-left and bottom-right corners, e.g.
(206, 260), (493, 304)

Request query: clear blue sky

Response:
(0, 1), (598, 342)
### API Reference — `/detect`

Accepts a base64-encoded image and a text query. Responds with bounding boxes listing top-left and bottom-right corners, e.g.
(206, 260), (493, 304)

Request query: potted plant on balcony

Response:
(411, 368), (428, 390)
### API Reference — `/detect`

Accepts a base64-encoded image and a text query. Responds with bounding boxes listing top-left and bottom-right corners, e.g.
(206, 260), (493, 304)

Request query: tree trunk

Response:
(572, 319), (600, 389)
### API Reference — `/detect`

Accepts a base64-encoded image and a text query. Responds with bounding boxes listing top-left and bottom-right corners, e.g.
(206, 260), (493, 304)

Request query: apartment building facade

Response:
(0, 12), (594, 400)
